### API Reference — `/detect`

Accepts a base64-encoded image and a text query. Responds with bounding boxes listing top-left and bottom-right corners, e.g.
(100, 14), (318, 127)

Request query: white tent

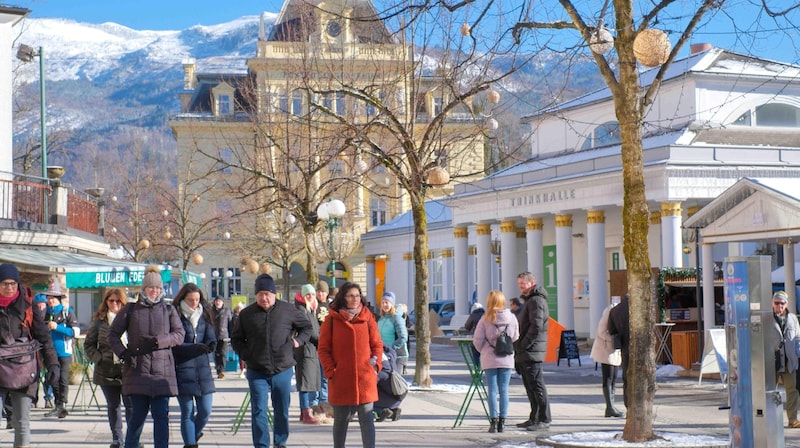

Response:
(772, 263), (800, 284)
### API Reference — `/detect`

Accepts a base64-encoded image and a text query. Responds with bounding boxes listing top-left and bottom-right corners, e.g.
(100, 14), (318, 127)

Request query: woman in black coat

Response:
(84, 288), (132, 448)
(374, 346), (405, 422)
(172, 283), (217, 448)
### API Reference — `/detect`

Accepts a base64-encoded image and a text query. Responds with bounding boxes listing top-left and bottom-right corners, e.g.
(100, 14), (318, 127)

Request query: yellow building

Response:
(169, 0), (488, 301)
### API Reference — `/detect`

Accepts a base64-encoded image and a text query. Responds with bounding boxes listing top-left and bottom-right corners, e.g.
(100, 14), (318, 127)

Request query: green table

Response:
(453, 337), (489, 427)
(231, 390), (273, 435)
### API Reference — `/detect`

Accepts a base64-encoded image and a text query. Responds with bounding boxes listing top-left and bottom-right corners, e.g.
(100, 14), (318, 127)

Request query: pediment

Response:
(687, 178), (800, 243)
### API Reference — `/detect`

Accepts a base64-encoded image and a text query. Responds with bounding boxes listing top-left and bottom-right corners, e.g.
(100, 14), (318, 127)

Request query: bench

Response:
(440, 315), (470, 336)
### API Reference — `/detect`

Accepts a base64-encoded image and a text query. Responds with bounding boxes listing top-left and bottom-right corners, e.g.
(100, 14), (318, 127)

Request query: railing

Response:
(0, 173), (99, 235)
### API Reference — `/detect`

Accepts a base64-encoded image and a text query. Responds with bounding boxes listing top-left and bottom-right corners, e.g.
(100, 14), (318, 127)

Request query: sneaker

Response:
(510, 372), (522, 379)
(218, 372), (225, 379)
(239, 369), (247, 379)
(790, 420), (800, 429)
(57, 407), (69, 419)
(109, 441), (121, 448)
(526, 421), (550, 431)
(375, 409), (392, 422)
(44, 400), (54, 409)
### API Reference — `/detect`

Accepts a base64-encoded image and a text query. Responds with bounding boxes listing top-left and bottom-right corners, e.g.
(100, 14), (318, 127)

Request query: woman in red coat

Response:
(318, 282), (383, 448)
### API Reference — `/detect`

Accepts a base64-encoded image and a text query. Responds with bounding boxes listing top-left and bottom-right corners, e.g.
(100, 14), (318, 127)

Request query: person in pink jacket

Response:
(472, 290), (520, 433)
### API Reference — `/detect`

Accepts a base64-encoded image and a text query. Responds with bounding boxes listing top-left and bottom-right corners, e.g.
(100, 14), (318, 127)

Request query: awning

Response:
(181, 270), (203, 287)
(0, 247), (171, 288)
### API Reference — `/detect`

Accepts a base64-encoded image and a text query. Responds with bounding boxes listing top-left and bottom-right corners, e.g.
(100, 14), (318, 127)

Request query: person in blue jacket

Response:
(172, 283), (217, 448)
(43, 277), (79, 419)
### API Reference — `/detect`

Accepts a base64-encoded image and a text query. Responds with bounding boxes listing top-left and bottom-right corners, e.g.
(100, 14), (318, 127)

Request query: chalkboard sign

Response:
(557, 329), (581, 367)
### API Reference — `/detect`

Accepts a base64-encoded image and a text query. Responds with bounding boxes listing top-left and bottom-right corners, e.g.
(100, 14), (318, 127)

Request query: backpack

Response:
(487, 325), (514, 357)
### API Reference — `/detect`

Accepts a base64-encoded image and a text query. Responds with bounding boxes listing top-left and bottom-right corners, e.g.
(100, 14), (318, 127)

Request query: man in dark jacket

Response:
(513, 271), (551, 431)
(231, 274), (313, 448)
(607, 294), (630, 408)
(211, 296), (232, 379)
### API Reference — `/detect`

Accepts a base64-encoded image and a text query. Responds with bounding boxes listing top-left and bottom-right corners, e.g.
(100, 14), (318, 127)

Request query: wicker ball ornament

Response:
(191, 253), (204, 265)
(247, 259), (260, 274)
(460, 23), (470, 37)
(137, 239), (150, 250)
(426, 166), (451, 187)
(487, 90), (500, 104)
(633, 29), (671, 67)
(588, 28), (614, 55)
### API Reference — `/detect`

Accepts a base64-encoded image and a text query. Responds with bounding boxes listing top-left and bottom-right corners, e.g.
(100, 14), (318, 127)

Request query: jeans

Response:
(125, 395), (170, 448)
(319, 364), (328, 402)
(247, 367), (293, 448)
(299, 390), (316, 409)
(332, 403), (375, 448)
(214, 340), (228, 375)
(55, 355), (72, 406)
(0, 388), (32, 447)
(519, 360), (550, 423)
(178, 393), (213, 444)
(485, 367), (512, 418)
(100, 384), (132, 443)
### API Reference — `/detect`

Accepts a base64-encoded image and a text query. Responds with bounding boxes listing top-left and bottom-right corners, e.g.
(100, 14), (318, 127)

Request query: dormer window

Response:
(732, 103), (800, 127)
(212, 82), (235, 117)
(581, 121), (621, 150)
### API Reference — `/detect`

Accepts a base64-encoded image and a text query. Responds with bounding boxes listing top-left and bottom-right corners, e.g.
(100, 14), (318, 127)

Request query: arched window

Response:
(580, 121), (621, 150)
(732, 103), (800, 127)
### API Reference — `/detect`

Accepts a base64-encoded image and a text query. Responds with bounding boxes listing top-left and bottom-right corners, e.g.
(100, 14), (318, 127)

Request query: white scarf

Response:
(108, 311), (128, 363)
(180, 301), (203, 329)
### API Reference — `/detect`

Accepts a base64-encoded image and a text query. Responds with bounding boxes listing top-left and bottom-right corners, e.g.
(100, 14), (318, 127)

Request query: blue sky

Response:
(16, 0), (286, 30)
(11, 0), (800, 63)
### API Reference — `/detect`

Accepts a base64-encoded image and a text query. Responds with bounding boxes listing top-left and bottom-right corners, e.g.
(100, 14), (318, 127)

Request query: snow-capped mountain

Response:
(10, 14), (602, 189)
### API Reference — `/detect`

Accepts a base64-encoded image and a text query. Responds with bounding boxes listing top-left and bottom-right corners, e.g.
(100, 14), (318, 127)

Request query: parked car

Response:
(407, 299), (455, 336)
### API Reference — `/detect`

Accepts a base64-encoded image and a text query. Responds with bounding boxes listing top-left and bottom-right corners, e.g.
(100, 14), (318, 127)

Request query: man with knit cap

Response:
(231, 274), (313, 448)
(0, 263), (60, 448)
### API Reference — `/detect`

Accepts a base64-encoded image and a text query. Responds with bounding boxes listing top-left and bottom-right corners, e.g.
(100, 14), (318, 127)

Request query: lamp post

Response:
(316, 199), (346, 289)
(16, 44), (47, 181)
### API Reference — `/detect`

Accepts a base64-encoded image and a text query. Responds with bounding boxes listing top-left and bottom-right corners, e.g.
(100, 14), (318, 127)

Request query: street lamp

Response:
(316, 199), (346, 288)
(16, 44), (47, 181)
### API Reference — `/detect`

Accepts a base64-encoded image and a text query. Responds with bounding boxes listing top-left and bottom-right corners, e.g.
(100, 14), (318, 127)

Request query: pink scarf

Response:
(0, 290), (20, 308)
(339, 304), (362, 322)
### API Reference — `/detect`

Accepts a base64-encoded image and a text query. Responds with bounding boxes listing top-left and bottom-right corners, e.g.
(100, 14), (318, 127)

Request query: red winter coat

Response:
(318, 308), (383, 406)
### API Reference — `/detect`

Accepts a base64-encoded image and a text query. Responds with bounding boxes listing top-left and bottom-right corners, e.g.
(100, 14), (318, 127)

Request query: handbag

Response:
(389, 370), (409, 398)
(0, 339), (41, 390)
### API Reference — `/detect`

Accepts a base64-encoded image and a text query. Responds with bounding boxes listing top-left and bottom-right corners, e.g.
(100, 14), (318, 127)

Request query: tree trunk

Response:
(410, 190), (433, 387)
(614, 21), (657, 441)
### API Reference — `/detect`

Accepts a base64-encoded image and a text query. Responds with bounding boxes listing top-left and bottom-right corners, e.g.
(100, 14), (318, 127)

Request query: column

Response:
(453, 227), (469, 319)
(441, 249), (454, 309)
(555, 214), (574, 329)
(648, 211), (662, 267)
(701, 243), (716, 328)
(526, 218), (544, 285)
(500, 220), (518, 301)
(476, 223), (492, 306)
(784, 242), (796, 312)
(685, 206), (700, 268)
(365, 256), (376, 306)
(587, 211), (606, 340)
(468, 246), (477, 302)
(661, 202), (683, 268)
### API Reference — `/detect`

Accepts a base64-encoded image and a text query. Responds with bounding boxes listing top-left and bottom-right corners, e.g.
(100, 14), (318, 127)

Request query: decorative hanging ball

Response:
(191, 253), (204, 265)
(460, 23), (471, 37)
(486, 118), (499, 131)
(487, 90), (500, 104)
(355, 159), (368, 174)
(426, 166), (451, 187)
(163, 229), (172, 240)
(259, 263), (272, 275)
(138, 239), (151, 250)
(588, 28), (614, 55)
(633, 29), (671, 67)
(247, 259), (260, 274)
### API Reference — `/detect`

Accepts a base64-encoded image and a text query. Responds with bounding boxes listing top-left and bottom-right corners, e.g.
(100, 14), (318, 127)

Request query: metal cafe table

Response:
(452, 336), (489, 427)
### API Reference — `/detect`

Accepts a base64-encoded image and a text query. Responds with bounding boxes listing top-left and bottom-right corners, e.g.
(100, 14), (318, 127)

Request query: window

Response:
(335, 93), (346, 116)
(211, 267), (241, 298)
(433, 97), (444, 116)
(732, 103), (800, 127)
(218, 94), (231, 115)
(365, 101), (376, 117)
(292, 91), (303, 116)
(322, 93), (334, 111)
(581, 121), (621, 150)
(220, 148), (233, 174)
(277, 89), (289, 113)
(328, 159), (344, 173)
(370, 198), (387, 226)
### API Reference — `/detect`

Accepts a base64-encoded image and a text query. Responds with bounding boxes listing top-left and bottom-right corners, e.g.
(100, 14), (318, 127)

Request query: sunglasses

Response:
(107, 299), (121, 303)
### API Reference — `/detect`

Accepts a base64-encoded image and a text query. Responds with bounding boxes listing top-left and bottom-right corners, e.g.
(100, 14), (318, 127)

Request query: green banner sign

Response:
(66, 269), (172, 289)
(543, 244), (558, 320)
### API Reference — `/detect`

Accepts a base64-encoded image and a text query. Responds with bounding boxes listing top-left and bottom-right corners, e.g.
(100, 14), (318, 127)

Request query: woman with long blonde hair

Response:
(472, 290), (519, 433)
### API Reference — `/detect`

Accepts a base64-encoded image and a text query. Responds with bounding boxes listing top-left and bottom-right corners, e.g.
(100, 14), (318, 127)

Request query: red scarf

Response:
(339, 304), (362, 322)
(0, 289), (20, 308)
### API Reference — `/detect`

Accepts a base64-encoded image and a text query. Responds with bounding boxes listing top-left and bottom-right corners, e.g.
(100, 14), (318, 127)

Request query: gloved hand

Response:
(193, 344), (212, 356)
(208, 341), (217, 353)
(119, 349), (132, 364)
(46, 365), (60, 387)
(136, 337), (158, 354)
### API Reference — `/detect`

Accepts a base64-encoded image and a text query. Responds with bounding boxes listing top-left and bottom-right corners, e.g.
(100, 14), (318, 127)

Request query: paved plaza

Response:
(3, 341), (797, 447)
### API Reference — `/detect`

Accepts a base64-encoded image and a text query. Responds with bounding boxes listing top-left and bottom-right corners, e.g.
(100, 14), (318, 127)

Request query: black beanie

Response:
(0, 263), (20, 284)
(254, 274), (276, 294)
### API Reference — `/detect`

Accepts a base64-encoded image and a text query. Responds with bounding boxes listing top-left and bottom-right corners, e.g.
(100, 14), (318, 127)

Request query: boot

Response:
(497, 417), (505, 433)
(488, 417), (498, 433)
(300, 408), (320, 424)
(603, 383), (624, 418)
(391, 408), (402, 421)
(44, 403), (66, 418)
